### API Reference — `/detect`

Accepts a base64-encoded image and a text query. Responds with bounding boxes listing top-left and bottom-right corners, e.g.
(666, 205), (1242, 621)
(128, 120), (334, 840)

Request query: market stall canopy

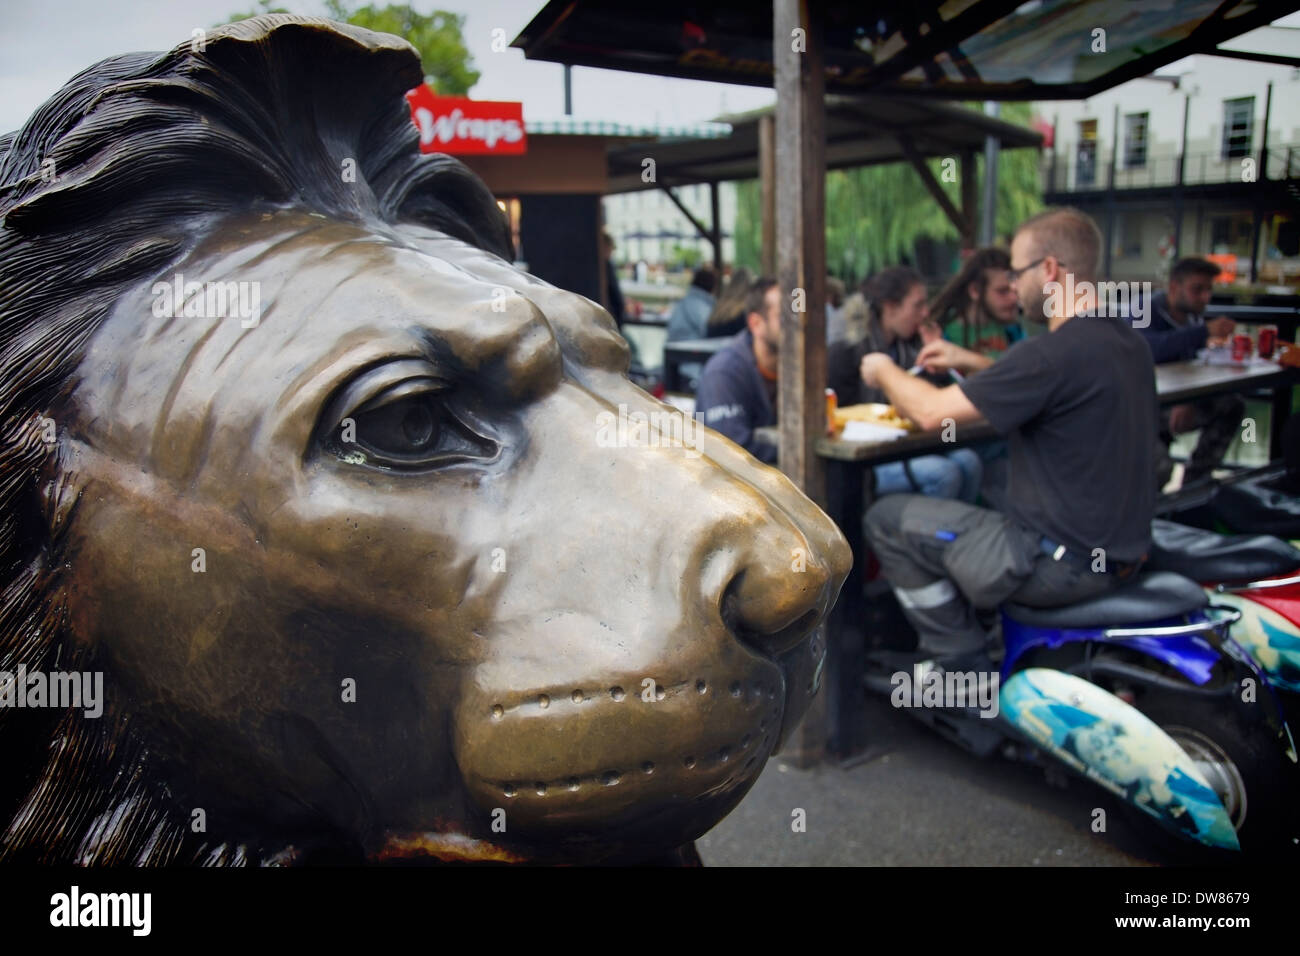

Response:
(605, 95), (1041, 193)
(513, 0), (1298, 100)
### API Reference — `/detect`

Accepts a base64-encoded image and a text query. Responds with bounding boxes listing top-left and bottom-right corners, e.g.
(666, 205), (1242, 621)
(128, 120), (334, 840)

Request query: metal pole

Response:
(709, 181), (723, 274)
(563, 64), (572, 116)
(980, 100), (999, 245)
(1174, 94), (1189, 256)
(1104, 103), (1119, 277)
(1251, 83), (1272, 284)
(1260, 81), (1273, 180)
(1048, 112), (1058, 195)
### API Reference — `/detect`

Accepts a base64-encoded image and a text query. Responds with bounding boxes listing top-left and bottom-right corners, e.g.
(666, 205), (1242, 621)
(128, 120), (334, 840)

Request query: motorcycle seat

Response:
(1146, 518), (1300, 582)
(1004, 571), (1207, 629)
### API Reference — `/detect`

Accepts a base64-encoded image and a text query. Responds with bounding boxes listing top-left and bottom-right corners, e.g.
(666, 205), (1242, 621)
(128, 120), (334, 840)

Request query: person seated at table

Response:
(859, 207), (1156, 670)
(829, 266), (982, 502)
(601, 231), (627, 326)
(705, 266), (754, 338)
(694, 277), (780, 464)
(834, 283), (871, 346)
(929, 247), (1024, 357)
(666, 266), (718, 389)
(666, 267), (718, 342)
(1137, 257), (1241, 489)
(600, 231), (643, 368)
(825, 275), (847, 343)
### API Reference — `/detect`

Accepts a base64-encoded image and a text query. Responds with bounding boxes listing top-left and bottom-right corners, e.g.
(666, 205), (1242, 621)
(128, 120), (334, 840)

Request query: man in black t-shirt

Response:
(857, 208), (1157, 666)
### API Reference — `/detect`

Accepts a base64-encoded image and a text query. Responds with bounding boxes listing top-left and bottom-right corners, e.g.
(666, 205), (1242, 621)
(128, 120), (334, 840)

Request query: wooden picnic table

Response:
(814, 358), (1300, 759)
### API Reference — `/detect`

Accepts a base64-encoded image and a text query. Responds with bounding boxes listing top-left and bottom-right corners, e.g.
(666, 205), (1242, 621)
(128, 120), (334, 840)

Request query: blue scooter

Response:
(864, 542), (1300, 857)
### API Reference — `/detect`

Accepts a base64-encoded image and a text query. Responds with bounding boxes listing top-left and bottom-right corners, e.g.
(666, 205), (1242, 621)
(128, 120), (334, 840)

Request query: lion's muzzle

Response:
(449, 385), (850, 859)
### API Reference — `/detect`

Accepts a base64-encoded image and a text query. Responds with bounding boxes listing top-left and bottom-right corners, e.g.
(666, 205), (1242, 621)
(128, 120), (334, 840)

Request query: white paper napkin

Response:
(840, 420), (909, 443)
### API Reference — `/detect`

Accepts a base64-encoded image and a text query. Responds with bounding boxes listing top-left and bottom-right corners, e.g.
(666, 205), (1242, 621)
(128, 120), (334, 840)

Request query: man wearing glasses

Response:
(855, 207), (1157, 670)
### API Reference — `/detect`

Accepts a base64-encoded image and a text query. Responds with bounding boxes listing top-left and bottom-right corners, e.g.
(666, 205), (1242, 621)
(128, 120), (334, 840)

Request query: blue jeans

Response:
(874, 448), (983, 503)
(973, 438), (1009, 510)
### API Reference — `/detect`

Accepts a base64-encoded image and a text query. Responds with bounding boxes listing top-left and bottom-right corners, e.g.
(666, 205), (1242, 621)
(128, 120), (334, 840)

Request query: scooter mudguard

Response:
(1211, 591), (1300, 693)
(999, 668), (1240, 851)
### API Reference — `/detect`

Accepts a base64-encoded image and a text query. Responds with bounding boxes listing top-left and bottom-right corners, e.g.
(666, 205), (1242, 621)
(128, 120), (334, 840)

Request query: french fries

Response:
(832, 403), (915, 430)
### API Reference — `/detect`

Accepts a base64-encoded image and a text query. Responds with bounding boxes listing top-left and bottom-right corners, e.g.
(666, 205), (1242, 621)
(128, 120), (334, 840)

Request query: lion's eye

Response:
(326, 376), (495, 471)
(353, 396), (442, 456)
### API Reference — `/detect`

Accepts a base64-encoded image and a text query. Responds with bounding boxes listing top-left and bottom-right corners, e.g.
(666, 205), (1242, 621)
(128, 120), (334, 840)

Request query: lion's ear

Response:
(21, 413), (82, 539)
(41, 467), (83, 541)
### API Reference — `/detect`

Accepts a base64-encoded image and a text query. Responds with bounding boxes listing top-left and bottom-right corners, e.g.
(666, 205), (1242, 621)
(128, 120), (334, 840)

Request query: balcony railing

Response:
(1042, 145), (1300, 193)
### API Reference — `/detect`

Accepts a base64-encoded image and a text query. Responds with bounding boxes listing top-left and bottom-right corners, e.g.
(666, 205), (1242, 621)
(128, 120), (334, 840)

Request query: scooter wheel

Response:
(1133, 691), (1298, 860)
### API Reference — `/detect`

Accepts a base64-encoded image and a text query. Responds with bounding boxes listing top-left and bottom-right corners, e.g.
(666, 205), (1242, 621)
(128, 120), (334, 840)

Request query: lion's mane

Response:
(0, 15), (511, 865)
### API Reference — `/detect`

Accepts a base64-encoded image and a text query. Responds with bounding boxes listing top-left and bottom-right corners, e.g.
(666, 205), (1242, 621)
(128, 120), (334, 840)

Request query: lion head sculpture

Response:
(0, 15), (850, 865)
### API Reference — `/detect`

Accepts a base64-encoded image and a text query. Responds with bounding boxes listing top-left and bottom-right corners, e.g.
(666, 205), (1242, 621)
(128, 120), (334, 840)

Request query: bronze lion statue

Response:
(0, 15), (849, 865)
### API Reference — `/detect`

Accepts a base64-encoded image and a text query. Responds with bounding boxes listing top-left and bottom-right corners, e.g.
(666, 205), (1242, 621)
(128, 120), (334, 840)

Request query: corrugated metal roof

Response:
(525, 117), (732, 139)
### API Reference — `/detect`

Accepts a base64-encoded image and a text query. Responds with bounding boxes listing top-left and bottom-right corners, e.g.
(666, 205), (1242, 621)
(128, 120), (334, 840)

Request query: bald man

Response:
(858, 207), (1156, 669)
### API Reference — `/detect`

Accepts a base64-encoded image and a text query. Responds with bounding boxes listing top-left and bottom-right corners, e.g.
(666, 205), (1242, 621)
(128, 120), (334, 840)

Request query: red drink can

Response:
(1231, 332), (1252, 363)
(1258, 324), (1278, 360)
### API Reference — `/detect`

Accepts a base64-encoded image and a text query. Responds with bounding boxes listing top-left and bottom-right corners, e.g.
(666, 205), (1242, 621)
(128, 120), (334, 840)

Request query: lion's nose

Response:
(716, 525), (834, 660)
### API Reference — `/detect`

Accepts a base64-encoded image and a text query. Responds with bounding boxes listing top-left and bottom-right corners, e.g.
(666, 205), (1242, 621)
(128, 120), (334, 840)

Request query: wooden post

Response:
(773, 0), (827, 767)
(759, 113), (777, 276)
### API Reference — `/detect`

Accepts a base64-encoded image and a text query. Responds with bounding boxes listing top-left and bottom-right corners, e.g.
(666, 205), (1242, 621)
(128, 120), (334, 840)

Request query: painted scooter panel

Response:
(1210, 591), (1300, 693)
(1003, 609), (1297, 765)
(1247, 586), (1300, 624)
(1001, 614), (1221, 685)
(1000, 668), (1240, 851)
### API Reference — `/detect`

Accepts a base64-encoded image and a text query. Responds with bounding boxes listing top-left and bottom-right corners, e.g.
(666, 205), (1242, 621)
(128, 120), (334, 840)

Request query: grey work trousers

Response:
(864, 494), (1121, 656)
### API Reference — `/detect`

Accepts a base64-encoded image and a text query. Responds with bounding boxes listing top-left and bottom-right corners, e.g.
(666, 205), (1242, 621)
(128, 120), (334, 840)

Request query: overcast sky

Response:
(0, 0), (776, 134)
(3, 2), (1296, 136)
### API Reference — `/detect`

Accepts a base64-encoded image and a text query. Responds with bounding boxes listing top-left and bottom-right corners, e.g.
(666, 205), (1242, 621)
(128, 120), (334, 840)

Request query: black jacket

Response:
(828, 317), (945, 405)
(1137, 290), (1208, 364)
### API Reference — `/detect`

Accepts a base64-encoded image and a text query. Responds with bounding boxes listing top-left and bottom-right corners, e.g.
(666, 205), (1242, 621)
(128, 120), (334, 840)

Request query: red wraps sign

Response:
(405, 87), (527, 155)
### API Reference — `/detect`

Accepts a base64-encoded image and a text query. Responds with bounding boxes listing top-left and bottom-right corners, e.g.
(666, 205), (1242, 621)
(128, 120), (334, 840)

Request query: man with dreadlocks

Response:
(930, 247), (1024, 360)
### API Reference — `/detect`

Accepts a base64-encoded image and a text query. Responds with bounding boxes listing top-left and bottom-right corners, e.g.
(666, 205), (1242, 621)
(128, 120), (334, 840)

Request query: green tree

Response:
(734, 101), (1043, 281)
(226, 1), (480, 94)
(668, 243), (703, 271)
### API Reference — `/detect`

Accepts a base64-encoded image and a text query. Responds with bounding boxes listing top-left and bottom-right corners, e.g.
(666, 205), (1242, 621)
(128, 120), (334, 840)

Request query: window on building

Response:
(1115, 212), (1142, 258)
(1077, 119), (1098, 187)
(1123, 112), (1148, 168)
(1210, 214), (1253, 256)
(1222, 97), (1254, 159)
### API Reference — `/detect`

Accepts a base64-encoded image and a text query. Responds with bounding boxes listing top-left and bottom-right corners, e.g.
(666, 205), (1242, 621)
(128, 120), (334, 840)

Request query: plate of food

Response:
(833, 402), (915, 431)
